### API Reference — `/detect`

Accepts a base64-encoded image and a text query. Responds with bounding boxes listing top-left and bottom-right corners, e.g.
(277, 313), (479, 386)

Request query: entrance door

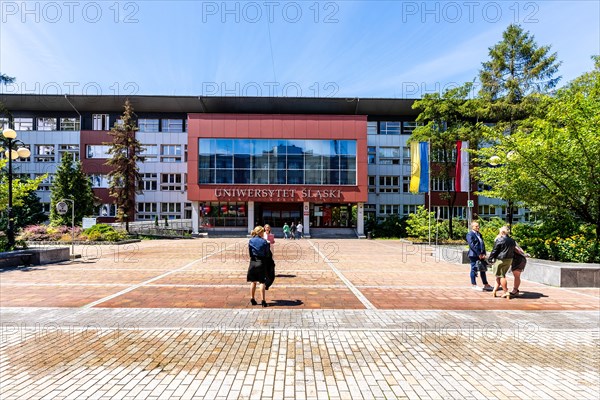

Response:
(256, 203), (302, 229)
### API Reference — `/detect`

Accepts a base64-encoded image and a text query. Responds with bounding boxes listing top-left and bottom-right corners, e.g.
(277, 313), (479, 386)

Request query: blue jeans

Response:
(469, 256), (489, 286)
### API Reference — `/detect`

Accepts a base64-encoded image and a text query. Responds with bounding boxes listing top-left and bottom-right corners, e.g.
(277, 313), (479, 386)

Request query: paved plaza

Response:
(1, 238), (599, 399)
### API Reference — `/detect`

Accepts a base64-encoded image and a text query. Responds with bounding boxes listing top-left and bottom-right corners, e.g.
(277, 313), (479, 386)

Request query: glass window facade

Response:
(199, 139), (357, 185)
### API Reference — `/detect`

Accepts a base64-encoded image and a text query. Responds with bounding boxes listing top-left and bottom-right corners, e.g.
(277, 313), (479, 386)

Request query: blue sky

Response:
(1, 0), (599, 98)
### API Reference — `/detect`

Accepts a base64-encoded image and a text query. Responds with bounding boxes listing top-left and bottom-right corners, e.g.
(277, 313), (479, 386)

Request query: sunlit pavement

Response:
(1, 238), (598, 399)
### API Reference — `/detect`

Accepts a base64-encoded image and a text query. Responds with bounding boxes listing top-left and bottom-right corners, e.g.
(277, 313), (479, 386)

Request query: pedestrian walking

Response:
(290, 222), (297, 240)
(296, 222), (303, 239)
(283, 222), (291, 239)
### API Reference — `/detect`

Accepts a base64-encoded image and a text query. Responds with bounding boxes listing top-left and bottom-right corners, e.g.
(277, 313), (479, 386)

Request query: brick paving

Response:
(1, 238), (599, 399)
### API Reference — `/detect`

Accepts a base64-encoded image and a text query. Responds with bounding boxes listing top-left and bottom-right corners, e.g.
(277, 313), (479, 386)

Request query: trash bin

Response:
(367, 231), (372, 239)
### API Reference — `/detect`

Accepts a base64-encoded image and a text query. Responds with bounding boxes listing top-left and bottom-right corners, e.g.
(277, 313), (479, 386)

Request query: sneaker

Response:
(482, 285), (494, 292)
(471, 285), (480, 291)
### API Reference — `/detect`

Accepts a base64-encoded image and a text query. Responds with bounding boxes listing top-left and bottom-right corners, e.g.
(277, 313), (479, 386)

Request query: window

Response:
(199, 139), (357, 186)
(162, 119), (183, 133)
(402, 146), (411, 166)
(59, 144), (79, 161)
(379, 122), (401, 135)
(161, 202), (182, 219)
(0, 118), (8, 129)
(137, 202), (157, 220)
(35, 174), (54, 191)
(432, 206), (466, 220)
(41, 203), (51, 214)
(138, 119), (159, 133)
(368, 175), (376, 193)
(432, 148), (456, 162)
(35, 145), (55, 162)
(379, 176), (400, 193)
(89, 174), (109, 188)
(184, 202), (192, 219)
(99, 204), (116, 217)
(402, 121), (422, 135)
(367, 121), (378, 135)
(378, 147), (400, 165)
(160, 173), (183, 191)
(138, 173), (158, 191)
(379, 204), (400, 216)
(14, 118), (33, 131)
(92, 114), (110, 130)
(37, 117), (57, 131)
(403, 205), (419, 215)
(161, 145), (182, 162)
(86, 145), (111, 159)
(478, 205), (496, 216)
(432, 177), (455, 192)
(60, 118), (81, 131)
(368, 146), (376, 164)
(402, 176), (411, 193)
(140, 145), (158, 162)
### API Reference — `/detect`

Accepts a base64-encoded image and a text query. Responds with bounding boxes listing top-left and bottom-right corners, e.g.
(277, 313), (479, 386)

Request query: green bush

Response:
(406, 206), (436, 240)
(510, 221), (599, 263)
(83, 224), (127, 242)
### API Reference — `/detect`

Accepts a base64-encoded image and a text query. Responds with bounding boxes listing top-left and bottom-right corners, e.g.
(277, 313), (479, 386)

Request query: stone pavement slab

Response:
(1, 238), (599, 399)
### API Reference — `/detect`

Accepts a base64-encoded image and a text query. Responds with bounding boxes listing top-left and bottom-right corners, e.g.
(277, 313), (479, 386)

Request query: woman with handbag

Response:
(247, 226), (273, 307)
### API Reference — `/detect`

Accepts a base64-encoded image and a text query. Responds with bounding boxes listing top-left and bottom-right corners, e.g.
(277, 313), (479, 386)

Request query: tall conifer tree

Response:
(106, 99), (143, 232)
(478, 24), (561, 225)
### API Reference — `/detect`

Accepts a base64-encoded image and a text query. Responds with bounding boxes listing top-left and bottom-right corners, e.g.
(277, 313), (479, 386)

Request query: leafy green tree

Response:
(0, 188), (46, 232)
(0, 159), (45, 211)
(411, 82), (481, 238)
(476, 56), (600, 238)
(50, 153), (96, 226)
(477, 24), (561, 225)
(106, 99), (143, 232)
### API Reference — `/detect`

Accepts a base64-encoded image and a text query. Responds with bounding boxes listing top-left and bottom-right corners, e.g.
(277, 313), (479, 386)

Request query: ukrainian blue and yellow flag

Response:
(409, 141), (429, 193)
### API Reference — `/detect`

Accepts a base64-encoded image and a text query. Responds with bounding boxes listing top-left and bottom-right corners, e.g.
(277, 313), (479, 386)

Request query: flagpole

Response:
(428, 139), (431, 246)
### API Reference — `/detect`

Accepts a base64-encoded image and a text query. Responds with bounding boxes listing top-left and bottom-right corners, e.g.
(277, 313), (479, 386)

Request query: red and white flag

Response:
(455, 141), (470, 192)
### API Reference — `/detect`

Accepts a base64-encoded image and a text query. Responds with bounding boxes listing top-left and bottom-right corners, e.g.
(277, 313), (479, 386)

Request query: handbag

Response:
(475, 259), (488, 272)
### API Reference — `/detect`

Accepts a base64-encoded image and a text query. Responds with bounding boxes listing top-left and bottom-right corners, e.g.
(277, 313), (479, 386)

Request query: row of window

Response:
(87, 144), (186, 162)
(1, 117), (81, 131)
(1, 116), (186, 133)
(367, 121), (422, 135)
(368, 176), (458, 193)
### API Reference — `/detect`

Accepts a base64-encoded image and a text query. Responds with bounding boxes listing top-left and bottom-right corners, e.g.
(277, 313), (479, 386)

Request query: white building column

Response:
(303, 201), (310, 238)
(247, 201), (255, 233)
(357, 202), (365, 236)
(191, 201), (200, 234)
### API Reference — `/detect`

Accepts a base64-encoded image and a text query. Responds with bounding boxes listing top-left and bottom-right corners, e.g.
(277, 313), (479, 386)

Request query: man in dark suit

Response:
(466, 221), (494, 291)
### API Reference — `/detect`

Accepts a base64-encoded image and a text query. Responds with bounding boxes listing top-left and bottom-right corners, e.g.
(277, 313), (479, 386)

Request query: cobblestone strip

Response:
(308, 241), (376, 310)
(3, 308), (597, 333)
(1, 327), (598, 400)
(81, 241), (246, 309)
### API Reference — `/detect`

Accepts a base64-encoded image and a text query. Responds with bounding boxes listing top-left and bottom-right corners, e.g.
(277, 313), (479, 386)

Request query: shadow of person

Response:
(514, 291), (547, 299)
(269, 299), (304, 307)
(275, 274), (296, 278)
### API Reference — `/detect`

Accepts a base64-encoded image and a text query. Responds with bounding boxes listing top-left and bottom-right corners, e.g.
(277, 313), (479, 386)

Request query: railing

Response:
(110, 219), (193, 238)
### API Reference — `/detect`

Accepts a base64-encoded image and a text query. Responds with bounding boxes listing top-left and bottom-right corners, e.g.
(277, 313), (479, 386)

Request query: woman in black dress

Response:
(247, 226), (273, 307)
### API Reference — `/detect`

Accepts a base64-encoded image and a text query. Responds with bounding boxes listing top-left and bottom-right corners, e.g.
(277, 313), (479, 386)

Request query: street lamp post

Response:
(1, 128), (31, 249)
